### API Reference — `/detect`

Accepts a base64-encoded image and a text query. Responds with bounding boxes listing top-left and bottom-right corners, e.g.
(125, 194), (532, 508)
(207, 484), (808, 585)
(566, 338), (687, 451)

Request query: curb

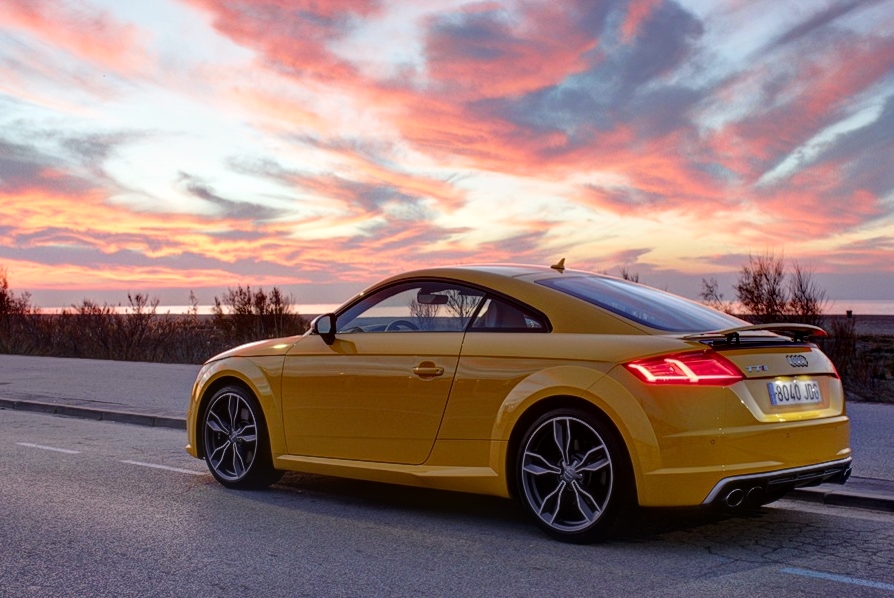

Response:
(0, 397), (186, 430)
(787, 484), (894, 513)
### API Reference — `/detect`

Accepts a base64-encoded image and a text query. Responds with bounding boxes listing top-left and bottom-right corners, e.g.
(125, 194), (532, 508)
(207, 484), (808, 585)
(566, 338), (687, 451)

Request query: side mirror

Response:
(313, 313), (337, 345)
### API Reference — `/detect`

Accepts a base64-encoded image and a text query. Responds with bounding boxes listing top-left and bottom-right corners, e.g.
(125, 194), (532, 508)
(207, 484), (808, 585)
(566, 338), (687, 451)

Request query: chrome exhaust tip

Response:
(746, 486), (764, 505)
(725, 488), (745, 508)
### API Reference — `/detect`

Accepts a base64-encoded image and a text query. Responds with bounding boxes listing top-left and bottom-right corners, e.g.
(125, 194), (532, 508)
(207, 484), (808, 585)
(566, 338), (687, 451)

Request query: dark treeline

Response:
(0, 269), (308, 364)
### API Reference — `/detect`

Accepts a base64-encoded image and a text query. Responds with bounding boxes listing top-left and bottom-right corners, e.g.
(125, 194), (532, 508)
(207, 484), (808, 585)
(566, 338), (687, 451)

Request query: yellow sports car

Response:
(186, 263), (851, 543)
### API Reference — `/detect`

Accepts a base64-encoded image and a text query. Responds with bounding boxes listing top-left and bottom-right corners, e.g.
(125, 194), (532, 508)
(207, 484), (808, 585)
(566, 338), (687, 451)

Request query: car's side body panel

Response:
(281, 331), (463, 464)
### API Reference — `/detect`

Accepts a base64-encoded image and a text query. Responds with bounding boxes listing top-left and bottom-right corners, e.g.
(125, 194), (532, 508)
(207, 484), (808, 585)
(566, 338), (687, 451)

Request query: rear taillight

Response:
(625, 351), (744, 385)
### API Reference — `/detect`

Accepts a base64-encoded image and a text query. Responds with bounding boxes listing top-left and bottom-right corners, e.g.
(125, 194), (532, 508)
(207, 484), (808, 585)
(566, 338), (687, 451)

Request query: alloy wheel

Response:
(204, 390), (259, 482)
(520, 415), (614, 533)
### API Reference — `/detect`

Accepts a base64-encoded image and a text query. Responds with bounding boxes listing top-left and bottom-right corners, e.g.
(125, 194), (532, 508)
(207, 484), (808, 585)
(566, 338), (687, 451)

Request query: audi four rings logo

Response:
(786, 355), (809, 367)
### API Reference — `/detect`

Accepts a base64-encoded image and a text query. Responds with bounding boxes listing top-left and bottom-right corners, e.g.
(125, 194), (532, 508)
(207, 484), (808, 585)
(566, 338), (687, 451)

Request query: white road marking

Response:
(781, 567), (894, 592)
(121, 460), (208, 476)
(16, 442), (80, 454)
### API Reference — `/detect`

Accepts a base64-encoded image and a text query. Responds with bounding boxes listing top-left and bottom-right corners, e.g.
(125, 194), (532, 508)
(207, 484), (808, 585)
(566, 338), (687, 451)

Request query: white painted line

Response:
(121, 460), (208, 476)
(16, 442), (80, 454)
(781, 567), (894, 592)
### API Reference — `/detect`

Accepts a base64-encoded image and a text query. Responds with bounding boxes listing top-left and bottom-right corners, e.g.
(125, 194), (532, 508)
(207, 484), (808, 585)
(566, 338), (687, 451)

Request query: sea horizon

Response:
(34, 299), (894, 316)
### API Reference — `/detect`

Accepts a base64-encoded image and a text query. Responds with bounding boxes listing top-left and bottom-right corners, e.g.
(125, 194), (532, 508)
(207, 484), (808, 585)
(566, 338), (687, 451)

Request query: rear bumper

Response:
(702, 457), (852, 506)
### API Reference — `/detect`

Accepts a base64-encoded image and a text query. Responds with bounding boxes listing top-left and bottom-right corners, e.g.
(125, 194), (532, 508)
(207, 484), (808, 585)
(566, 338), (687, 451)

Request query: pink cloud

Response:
(185, 0), (380, 81)
(708, 32), (894, 181)
(423, 2), (599, 99)
(3, 0), (145, 73)
(620, 0), (662, 43)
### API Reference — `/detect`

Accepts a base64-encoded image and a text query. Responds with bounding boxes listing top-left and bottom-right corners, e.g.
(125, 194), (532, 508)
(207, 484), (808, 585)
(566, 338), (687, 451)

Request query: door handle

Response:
(413, 362), (445, 378)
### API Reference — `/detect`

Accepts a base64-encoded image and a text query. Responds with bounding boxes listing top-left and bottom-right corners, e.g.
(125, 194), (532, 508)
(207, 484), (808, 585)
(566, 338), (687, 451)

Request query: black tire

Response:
(516, 408), (631, 543)
(202, 385), (283, 489)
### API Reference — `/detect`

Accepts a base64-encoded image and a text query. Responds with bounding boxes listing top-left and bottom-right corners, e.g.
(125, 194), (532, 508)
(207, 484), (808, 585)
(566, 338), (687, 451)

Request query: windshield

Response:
(538, 275), (746, 332)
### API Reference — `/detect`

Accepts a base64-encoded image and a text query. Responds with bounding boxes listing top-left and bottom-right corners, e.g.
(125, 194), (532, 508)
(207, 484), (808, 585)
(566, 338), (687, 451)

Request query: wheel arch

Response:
(193, 357), (285, 460)
(503, 395), (637, 504)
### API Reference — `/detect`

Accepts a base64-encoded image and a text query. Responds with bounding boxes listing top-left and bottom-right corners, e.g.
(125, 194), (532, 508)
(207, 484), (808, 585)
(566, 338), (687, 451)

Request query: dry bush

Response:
(734, 252), (790, 323)
(0, 268), (42, 355)
(698, 277), (735, 314)
(160, 292), (228, 364)
(825, 317), (857, 380)
(0, 267), (308, 364)
(702, 252), (827, 325)
(212, 285), (308, 347)
(824, 317), (894, 402)
(787, 260), (827, 327)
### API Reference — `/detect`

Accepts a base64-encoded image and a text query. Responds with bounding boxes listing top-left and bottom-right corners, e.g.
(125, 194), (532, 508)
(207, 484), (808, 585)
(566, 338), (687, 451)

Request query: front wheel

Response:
(517, 409), (630, 543)
(202, 386), (282, 489)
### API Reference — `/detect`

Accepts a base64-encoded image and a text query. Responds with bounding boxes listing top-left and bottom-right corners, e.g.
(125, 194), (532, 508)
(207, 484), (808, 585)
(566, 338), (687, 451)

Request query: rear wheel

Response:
(202, 386), (282, 489)
(517, 408), (630, 543)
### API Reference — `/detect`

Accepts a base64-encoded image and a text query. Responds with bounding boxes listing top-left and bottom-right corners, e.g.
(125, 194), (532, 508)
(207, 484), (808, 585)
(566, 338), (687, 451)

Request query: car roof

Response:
(357, 263), (647, 335)
(381, 263), (602, 283)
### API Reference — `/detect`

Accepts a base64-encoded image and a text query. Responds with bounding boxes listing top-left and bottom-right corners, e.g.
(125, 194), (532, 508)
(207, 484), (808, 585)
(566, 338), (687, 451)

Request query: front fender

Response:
(186, 356), (287, 459)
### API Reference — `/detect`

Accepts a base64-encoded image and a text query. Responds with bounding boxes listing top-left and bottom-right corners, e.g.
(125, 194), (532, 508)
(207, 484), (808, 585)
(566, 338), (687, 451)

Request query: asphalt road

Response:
(3, 409), (894, 597)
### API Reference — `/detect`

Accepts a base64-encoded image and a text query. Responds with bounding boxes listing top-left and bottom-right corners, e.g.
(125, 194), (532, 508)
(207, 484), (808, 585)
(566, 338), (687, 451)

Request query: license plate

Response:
(767, 379), (822, 405)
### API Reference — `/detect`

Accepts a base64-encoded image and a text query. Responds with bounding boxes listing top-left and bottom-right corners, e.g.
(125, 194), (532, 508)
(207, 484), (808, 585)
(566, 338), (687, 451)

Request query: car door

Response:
(281, 280), (485, 465)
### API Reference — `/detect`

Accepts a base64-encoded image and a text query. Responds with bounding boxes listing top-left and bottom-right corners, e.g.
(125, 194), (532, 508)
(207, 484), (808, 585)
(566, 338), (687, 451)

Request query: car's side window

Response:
(336, 281), (485, 333)
(470, 297), (547, 331)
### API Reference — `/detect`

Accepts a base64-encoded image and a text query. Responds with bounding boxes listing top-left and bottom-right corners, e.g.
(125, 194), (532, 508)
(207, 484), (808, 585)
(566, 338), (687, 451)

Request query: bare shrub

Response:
(734, 252), (788, 323)
(409, 298), (440, 331)
(701, 254), (874, 394)
(825, 317), (857, 379)
(619, 268), (640, 283)
(0, 268), (41, 354)
(54, 301), (116, 359)
(160, 291), (226, 364)
(445, 290), (479, 327)
(698, 277), (735, 314)
(825, 316), (894, 401)
(787, 262), (827, 327)
(212, 285), (308, 346)
(704, 253), (828, 325)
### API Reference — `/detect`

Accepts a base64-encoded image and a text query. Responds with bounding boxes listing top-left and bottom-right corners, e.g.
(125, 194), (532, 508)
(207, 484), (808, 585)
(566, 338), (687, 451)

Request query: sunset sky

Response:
(2, 0), (893, 313)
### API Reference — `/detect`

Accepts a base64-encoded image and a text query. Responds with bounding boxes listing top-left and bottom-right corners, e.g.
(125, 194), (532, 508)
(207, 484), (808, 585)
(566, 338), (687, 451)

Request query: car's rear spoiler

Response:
(682, 323), (827, 343)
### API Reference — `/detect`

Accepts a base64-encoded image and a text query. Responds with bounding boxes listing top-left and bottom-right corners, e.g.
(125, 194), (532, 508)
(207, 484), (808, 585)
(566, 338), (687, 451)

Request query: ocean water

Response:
(826, 300), (894, 316)
(39, 300), (893, 316)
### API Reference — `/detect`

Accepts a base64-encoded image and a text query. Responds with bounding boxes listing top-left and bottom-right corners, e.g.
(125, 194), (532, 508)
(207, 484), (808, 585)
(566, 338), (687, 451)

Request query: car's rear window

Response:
(538, 275), (745, 332)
